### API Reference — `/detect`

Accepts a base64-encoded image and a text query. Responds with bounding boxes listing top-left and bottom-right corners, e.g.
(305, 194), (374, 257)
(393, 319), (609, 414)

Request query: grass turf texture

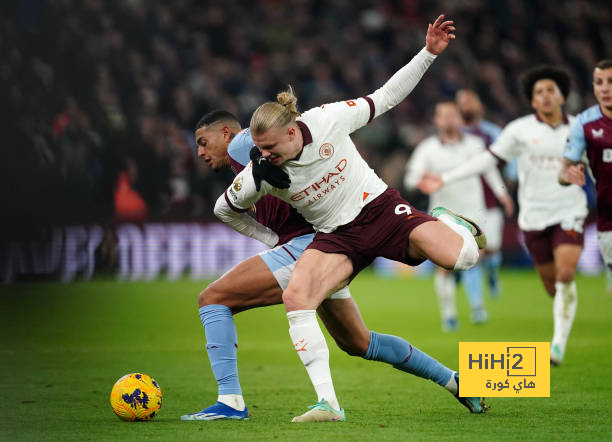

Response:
(1, 270), (611, 441)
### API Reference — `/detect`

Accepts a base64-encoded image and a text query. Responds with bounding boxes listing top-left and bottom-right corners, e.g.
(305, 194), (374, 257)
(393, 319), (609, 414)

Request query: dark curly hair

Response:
(519, 65), (571, 102)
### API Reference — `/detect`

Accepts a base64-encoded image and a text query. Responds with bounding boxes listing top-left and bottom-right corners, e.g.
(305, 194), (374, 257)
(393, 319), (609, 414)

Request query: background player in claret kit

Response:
(181, 108), (484, 422)
(420, 66), (588, 366)
(404, 101), (513, 331)
(559, 59), (612, 294)
(215, 15), (490, 422)
(456, 89), (515, 298)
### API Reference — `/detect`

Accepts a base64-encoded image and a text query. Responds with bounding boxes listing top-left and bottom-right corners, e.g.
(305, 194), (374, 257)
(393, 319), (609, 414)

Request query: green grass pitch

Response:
(1, 270), (611, 441)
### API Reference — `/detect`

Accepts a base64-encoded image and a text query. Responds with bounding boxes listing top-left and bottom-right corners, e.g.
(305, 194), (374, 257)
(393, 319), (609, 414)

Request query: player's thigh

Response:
(199, 255), (282, 310)
(552, 243), (582, 283)
(283, 249), (353, 311)
(408, 220), (463, 270)
(317, 297), (370, 357)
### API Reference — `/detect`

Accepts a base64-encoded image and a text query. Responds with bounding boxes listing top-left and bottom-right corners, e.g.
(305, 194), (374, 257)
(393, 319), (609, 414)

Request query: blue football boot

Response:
(181, 402), (249, 421)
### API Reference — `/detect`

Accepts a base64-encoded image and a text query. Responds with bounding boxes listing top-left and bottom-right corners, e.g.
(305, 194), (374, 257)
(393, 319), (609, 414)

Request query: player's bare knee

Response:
(198, 284), (227, 308)
(556, 268), (575, 284)
(282, 286), (307, 311)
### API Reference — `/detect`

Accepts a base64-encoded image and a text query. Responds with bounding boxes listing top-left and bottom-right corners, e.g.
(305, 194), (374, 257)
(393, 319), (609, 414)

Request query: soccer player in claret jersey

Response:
(215, 15), (489, 421)
(404, 101), (513, 331)
(182, 105), (485, 422)
(559, 59), (612, 294)
(420, 66), (588, 366)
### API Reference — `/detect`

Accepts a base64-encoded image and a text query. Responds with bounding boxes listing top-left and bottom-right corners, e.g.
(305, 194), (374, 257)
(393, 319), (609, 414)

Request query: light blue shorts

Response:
(259, 234), (351, 299)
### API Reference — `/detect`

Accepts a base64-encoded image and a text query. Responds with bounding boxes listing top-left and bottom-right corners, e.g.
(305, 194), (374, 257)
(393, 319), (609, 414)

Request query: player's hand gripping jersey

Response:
(219, 48), (437, 233)
(224, 128), (313, 246)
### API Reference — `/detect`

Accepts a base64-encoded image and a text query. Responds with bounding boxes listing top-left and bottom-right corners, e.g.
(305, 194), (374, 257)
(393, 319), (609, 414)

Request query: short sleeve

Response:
(490, 122), (521, 162)
(227, 129), (253, 167)
(564, 118), (587, 162)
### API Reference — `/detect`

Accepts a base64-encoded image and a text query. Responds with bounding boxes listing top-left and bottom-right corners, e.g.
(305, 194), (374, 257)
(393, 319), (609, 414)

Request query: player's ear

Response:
(287, 126), (295, 140)
(221, 125), (233, 142)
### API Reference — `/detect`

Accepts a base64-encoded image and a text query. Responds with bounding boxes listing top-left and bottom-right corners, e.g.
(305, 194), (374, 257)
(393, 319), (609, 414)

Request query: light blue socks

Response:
(364, 331), (453, 386)
(483, 252), (502, 297)
(462, 265), (484, 309)
(199, 305), (242, 395)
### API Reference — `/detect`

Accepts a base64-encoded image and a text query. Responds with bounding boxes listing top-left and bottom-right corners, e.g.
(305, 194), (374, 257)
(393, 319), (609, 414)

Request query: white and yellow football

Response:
(109, 373), (162, 421)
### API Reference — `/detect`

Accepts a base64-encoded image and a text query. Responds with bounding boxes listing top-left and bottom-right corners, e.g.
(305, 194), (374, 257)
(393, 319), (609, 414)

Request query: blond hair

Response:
(250, 86), (301, 134)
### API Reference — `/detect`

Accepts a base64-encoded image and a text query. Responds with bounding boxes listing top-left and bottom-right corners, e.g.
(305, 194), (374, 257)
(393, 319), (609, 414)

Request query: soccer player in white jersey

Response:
(559, 59), (612, 294)
(405, 102), (514, 331)
(421, 66), (588, 366)
(215, 15), (490, 421)
(456, 89), (516, 298)
(181, 110), (485, 421)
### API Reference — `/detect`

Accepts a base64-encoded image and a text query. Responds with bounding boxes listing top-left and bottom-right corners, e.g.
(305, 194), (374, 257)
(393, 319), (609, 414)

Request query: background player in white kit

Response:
(559, 59), (612, 294)
(215, 15), (489, 421)
(456, 89), (516, 298)
(420, 66), (588, 366)
(405, 101), (513, 331)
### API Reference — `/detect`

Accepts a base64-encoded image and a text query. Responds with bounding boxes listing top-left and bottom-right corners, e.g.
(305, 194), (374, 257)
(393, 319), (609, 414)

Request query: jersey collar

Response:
(534, 112), (568, 127)
(292, 120), (312, 161)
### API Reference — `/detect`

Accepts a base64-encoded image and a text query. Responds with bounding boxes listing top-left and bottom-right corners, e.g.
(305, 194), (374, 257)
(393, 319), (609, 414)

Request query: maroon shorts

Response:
(306, 188), (436, 281)
(522, 224), (584, 266)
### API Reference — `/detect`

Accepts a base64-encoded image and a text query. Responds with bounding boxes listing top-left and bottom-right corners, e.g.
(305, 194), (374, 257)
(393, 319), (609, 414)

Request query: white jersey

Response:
(220, 47), (437, 233)
(405, 134), (491, 226)
(227, 100), (388, 232)
(490, 114), (587, 231)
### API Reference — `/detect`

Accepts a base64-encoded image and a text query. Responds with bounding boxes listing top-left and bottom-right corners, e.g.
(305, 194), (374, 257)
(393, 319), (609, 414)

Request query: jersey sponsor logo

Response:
(592, 128), (604, 138)
(319, 143), (334, 159)
(290, 159), (347, 203)
(345, 100), (357, 107)
(233, 176), (243, 191)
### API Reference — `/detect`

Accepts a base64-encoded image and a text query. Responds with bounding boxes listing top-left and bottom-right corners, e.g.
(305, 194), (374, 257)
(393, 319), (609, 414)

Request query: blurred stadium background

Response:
(2, 2), (612, 440)
(3, 0), (610, 282)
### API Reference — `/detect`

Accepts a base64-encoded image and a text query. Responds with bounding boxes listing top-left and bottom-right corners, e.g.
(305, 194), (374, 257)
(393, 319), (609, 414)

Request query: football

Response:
(109, 373), (162, 421)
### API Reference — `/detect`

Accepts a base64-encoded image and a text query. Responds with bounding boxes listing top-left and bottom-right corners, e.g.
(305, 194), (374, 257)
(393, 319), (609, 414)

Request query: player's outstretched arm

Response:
(367, 14), (455, 120)
(440, 150), (499, 186)
(558, 158), (586, 187)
